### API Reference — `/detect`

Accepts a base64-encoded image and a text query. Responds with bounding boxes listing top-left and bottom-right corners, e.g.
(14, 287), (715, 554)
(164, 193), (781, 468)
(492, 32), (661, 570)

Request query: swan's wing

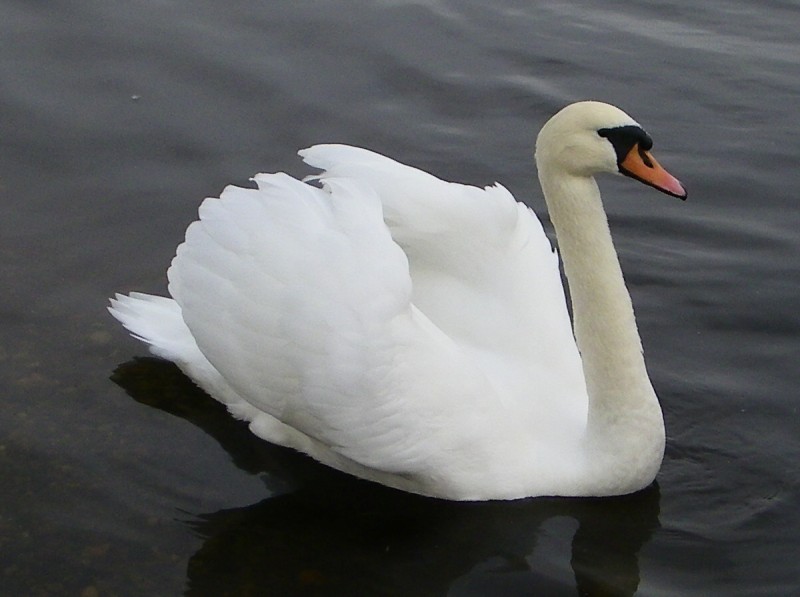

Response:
(167, 172), (498, 476)
(300, 145), (585, 408)
(168, 147), (586, 486)
(300, 144), (523, 264)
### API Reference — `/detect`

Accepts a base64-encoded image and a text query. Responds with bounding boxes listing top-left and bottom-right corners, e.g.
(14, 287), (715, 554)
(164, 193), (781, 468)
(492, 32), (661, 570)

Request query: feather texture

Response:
(111, 102), (679, 499)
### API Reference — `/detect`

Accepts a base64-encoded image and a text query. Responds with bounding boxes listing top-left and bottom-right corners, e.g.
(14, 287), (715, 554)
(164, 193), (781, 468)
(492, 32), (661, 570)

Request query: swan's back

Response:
(113, 145), (589, 499)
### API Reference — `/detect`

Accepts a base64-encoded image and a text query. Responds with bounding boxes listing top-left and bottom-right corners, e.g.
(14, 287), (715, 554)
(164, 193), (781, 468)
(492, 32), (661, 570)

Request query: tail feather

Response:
(108, 292), (195, 362)
(108, 292), (323, 449)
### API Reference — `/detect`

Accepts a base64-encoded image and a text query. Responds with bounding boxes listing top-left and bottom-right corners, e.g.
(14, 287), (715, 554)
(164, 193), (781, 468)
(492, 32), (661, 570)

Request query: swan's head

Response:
(535, 101), (686, 199)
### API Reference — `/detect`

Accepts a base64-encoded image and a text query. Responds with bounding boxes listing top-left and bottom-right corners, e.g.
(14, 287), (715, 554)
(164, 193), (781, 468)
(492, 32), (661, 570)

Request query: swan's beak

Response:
(620, 144), (687, 200)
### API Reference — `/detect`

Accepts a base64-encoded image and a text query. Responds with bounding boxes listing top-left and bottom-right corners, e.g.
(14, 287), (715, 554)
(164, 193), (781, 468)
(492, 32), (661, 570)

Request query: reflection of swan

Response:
(183, 485), (659, 597)
(110, 101), (686, 500)
(112, 357), (662, 597)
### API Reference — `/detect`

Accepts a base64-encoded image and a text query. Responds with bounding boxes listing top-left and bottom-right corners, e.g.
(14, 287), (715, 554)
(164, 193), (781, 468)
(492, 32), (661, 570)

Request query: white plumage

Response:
(110, 102), (686, 500)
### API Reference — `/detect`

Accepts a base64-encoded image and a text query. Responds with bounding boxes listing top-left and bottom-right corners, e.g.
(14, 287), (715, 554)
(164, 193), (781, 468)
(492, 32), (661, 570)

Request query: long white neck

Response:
(538, 167), (664, 492)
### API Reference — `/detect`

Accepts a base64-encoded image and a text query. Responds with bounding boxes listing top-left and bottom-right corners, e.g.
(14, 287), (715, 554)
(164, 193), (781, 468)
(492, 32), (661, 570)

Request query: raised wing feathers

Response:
(161, 146), (585, 482)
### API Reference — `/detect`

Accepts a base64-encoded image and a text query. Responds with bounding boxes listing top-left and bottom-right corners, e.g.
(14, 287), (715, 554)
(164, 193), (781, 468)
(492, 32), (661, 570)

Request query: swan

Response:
(109, 101), (686, 501)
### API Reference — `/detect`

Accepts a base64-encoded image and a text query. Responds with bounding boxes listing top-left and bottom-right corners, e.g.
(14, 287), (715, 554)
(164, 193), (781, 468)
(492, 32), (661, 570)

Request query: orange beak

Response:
(620, 144), (687, 199)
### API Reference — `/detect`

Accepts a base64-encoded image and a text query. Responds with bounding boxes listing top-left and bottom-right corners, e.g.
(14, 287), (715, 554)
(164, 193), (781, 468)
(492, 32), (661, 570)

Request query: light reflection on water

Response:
(2, 0), (799, 595)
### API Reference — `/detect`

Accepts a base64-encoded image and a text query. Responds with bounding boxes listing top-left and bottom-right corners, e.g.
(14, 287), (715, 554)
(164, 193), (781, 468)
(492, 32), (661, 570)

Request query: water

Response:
(2, 1), (798, 595)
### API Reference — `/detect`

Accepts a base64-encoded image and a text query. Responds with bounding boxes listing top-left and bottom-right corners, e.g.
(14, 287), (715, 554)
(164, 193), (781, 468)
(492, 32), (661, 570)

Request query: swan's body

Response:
(110, 101), (686, 500)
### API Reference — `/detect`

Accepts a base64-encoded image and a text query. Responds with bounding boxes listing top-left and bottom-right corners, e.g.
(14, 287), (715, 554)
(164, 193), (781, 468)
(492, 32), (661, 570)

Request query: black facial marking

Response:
(598, 125), (653, 166)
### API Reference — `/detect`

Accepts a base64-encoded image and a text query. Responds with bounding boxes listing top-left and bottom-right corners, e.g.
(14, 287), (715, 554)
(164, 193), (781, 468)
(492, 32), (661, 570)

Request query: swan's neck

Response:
(539, 168), (664, 485)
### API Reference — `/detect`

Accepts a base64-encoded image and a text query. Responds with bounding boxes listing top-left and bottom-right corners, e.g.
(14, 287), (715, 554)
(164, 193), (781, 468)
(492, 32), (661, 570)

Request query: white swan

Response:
(110, 101), (686, 501)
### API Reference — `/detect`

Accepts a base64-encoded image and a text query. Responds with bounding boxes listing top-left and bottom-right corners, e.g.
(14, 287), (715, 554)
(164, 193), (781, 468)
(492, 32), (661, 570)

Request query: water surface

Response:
(2, 1), (799, 595)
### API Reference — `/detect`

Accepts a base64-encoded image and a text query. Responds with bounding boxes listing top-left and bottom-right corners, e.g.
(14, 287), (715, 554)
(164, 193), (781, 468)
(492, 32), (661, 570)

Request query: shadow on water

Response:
(112, 358), (661, 597)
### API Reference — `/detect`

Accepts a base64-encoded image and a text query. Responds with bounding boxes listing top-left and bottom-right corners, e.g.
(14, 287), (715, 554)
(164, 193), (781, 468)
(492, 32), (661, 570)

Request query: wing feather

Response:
(168, 170), (486, 473)
(152, 146), (585, 485)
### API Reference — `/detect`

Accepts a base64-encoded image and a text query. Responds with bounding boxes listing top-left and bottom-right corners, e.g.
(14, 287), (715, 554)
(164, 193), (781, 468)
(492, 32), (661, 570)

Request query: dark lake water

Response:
(2, 1), (799, 595)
